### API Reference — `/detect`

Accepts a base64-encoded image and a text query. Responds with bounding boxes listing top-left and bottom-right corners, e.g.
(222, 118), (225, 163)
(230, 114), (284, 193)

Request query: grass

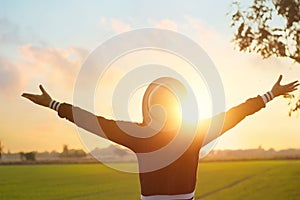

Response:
(195, 160), (300, 200)
(0, 164), (140, 200)
(0, 160), (299, 200)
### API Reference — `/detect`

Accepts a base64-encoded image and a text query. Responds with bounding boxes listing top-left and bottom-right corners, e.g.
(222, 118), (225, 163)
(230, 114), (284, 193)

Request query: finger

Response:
(22, 93), (34, 98)
(286, 84), (300, 90)
(285, 87), (298, 93)
(39, 85), (48, 95)
(283, 88), (297, 94)
(21, 93), (38, 102)
(291, 83), (300, 89)
(276, 75), (283, 84)
(289, 87), (299, 92)
(285, 80), (299, 87)
(21, 93), (36, 100)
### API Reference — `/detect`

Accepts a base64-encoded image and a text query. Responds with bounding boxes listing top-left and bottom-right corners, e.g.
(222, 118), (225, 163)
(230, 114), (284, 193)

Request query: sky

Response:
(0, 0), (300, 153)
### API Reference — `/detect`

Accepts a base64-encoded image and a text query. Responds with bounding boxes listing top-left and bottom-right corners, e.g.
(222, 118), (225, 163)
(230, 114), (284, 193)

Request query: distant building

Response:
(60, 145), (86, 158)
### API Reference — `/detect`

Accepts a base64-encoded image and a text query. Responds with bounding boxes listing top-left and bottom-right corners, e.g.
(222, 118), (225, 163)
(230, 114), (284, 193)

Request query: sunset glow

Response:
(1, 1), (300, 154)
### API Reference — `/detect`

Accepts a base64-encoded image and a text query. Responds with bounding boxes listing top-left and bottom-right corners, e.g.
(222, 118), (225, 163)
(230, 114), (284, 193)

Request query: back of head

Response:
(142, 77), (188, 131)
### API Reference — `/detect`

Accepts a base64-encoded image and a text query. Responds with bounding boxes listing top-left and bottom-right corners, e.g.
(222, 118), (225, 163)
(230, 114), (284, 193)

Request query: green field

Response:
(0, 160), (299, 200)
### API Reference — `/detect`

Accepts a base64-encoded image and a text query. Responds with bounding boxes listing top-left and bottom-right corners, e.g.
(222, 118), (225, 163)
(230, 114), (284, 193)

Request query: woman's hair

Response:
(141, 77), (188, 127)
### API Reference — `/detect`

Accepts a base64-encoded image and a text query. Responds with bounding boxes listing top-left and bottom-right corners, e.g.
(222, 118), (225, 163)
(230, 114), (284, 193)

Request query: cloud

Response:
(146, 16), (221, 49)
(0, 44), (89, 99)
(100, 17), (132, 33)
(98, 16), (220, 45)
(0, 57), (21, 96)
(18, 44), (88, 89)
(150, 19), (178, 31)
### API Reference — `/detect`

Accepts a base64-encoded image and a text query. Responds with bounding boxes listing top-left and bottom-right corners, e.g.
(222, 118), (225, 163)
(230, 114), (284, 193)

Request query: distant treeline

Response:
(0, 145), (87, 163)
(201, 147), (300, 162)
(1, 145), (300, 164)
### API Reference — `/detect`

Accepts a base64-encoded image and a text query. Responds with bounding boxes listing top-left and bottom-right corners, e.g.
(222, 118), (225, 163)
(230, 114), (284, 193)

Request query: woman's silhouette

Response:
(22, 75), (298, 200)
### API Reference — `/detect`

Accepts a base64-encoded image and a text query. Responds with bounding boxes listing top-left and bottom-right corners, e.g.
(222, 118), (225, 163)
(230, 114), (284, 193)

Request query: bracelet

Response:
(261, 91), (274, 105)
(49, 100), (61, 112)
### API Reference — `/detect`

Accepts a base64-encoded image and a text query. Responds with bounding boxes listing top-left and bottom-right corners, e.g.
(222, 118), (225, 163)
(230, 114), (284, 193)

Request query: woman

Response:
(22, 75), (298, 200)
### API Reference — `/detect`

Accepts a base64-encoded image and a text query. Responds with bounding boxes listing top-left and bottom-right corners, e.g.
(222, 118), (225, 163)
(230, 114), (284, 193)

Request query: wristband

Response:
(261, 91), (274, 105)
(49, 100), (61, 112)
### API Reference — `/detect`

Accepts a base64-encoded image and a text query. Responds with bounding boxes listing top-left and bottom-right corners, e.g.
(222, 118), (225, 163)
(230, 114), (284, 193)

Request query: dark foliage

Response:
(230, 0), (300, 63)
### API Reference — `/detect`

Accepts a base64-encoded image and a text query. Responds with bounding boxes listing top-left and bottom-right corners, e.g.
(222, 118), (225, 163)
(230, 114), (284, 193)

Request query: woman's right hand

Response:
(21, 85), (52, 107)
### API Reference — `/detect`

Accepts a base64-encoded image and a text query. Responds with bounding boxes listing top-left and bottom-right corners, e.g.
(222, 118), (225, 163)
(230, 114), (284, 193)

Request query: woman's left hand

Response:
(21, 85), (52, 107)
(271, 75), (299, 97)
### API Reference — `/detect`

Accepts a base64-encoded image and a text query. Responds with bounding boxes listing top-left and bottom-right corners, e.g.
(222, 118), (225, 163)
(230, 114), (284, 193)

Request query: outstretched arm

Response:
(21, 86), (144, 150)
(198, 75), (299, 147)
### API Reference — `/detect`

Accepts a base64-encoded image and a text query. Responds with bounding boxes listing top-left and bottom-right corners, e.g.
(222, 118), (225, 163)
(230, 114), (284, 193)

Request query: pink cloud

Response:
(100, 17), (132, 33)
(147, 17), (221, 48)
(18, 44), (88, 89)
(110, 19), (131, 33)
(0, 56), (21, 96)
(152, 19), (178, 31)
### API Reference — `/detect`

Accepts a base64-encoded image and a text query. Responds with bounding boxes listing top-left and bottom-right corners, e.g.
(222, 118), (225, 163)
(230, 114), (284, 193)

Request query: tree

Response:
(229, 0), (300, 114)
(230, 0), (300, 63)
(20, 152), (36, 161)
(0, 140), (3, 160)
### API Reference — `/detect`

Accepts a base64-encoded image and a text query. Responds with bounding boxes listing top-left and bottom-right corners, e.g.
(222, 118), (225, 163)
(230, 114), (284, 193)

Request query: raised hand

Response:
(271, 75), (299, 97)
(21, 85), (52, 107)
